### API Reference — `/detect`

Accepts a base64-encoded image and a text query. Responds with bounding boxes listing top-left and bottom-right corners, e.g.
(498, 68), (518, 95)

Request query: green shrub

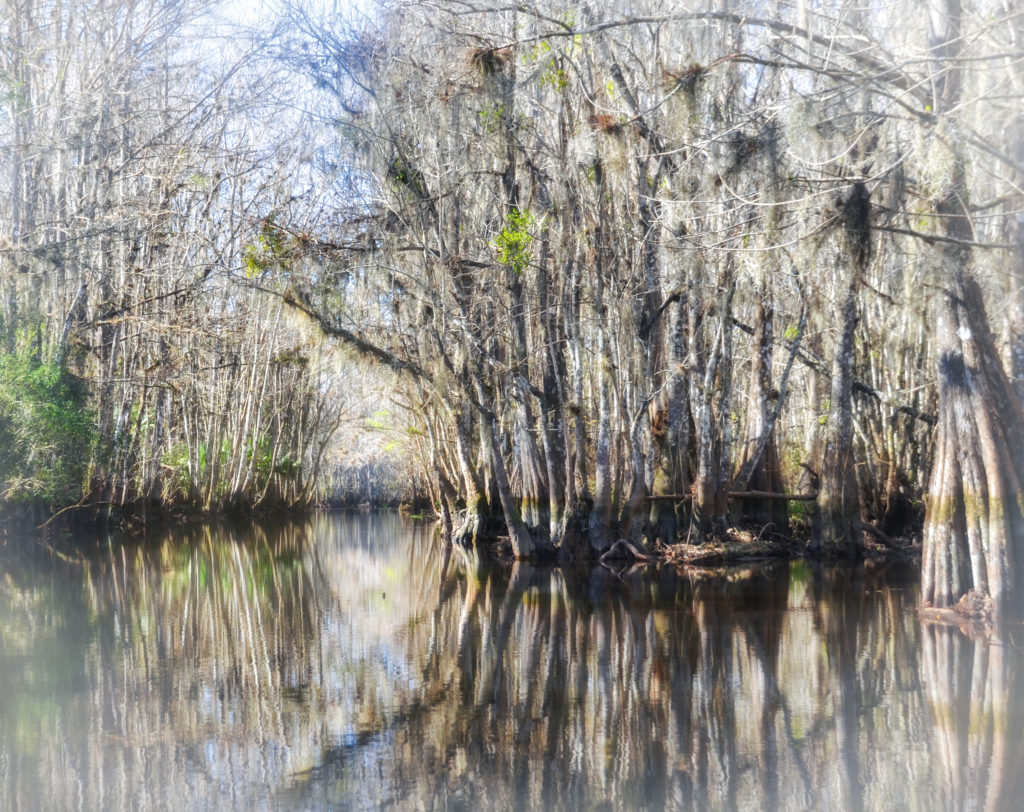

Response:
(0, 350), (94, 505)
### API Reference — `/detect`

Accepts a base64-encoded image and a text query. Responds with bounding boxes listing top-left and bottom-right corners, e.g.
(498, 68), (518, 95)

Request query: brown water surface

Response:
(1, 512), (1021, 810)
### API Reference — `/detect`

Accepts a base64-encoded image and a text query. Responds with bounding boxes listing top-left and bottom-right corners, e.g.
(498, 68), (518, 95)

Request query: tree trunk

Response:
(922, 264), (1024, 613)
(692, 280), (734, 539)
(811, 184), (867, 558)
(648, 288), (690, 545)
(589, 335), (615, 553)
(452, 404), (492, 549)
(478, 402), (535, 559)
(514, 400), (549, 532)
(811, 273), (862, 556)
(921, 0), (1024, 616)
(589, 165), (615, 553)
(733, 298), (789, 532)
(1005, 179), (1024, 403)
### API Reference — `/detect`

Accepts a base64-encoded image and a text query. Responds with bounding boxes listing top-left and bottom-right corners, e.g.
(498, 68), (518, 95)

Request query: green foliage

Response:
(387, 157), (426, 194)
(522, 42), (569, 90)
(788, 498), (813, 522)
(539, 66), (568, 91)
(188, 172), (210, 190)
(0, 348), (93, 504)
(477, 103), (505, 133)
(243, 218), (292, 278)
(522, 39), (552, 64)
(492, 208), (534, 275)
(247, 435), (300, 485)
(367, 408), (391, 430)
(161, 444), (193, 500)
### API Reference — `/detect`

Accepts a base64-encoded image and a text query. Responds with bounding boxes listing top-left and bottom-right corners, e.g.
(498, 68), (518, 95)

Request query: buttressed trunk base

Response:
(922, 270), (1024, 617)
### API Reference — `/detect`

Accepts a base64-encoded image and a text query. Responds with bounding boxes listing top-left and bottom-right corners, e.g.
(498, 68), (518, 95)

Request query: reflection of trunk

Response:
(922, 625), (1024, 811)
(455, 557), (486, 701)
(810, 564), (866, 810)
(478, 561), (532, 702)
(541, 571), (570, 802)
(739, 564), (791, 811)
(692, 598), (740, 808)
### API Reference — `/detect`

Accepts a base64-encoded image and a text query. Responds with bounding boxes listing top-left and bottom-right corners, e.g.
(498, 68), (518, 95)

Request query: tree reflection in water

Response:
(1, 513), (1022, 810)
(922, 620), (1024, 812)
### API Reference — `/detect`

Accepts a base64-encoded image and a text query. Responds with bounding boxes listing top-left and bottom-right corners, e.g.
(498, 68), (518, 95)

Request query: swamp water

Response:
(1, 511), (1022, 811)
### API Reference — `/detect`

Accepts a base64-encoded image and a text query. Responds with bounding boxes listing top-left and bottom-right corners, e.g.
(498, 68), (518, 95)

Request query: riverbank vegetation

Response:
(0, 1), (367, 524)
(2, 0), (1023, 614)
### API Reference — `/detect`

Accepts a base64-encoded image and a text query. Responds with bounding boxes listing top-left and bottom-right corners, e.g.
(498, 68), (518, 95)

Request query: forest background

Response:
(1, 0), (1022, 613)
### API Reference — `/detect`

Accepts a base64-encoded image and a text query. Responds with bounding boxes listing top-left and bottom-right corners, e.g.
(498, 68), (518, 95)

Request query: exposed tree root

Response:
(599, 539), (658, 566)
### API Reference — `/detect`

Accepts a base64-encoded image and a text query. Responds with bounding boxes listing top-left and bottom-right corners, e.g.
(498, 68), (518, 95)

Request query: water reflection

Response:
(1, 514), (1022, 810)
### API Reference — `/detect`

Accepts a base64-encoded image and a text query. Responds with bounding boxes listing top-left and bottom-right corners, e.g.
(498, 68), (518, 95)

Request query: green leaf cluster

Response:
(477, 103), (506, 133)
(492, 208), (534, 275)
(243, 218), (292, 278)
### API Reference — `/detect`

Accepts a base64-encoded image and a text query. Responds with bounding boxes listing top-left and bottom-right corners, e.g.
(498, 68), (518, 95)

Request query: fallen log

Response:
(649, 491), (817, 502)
(728, 490), (817, 501)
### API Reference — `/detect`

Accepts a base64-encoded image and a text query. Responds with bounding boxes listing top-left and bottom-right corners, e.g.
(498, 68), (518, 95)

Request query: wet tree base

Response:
(447, 510), (922, 571)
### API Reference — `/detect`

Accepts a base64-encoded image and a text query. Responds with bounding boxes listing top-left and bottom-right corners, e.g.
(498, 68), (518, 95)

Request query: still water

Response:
(1, 512), (1022, 810)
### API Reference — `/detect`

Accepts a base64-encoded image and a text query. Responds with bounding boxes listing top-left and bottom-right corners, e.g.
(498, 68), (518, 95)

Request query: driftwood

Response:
(665, 539), (795, 566)
(649, 491), (817, 502)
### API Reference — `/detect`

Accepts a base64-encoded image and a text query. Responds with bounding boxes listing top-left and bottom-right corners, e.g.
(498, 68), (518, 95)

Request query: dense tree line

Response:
(0, 0), (347, 518)
(2, 0), (1022, 615)
(270, 0), (1024, 612)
